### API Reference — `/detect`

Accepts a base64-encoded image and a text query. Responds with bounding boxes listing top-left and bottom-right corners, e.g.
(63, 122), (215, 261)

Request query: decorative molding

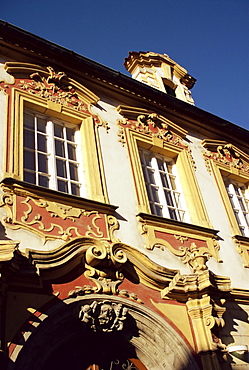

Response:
(186, 295), (227, 354)
(116, 110), (188, 149)
(0, 179), (118, 243)
(8, 237), (177, 291)
(161, 269), (231, 301)
(117, 105), (187, 134)
(117, 125), (126, 146)
(79, 300), (128, 332)
(161, 269), (230, 357)
(0, 240), (19, 263)
(68, 285), (143, 304)
(233, 235), (249, 268)
(4, 62), (99, 106)
(84, 243), (127, 294)
(202, 140), (249, 176)
(180, 242), (210, 273)
(137, 213), (221, 269)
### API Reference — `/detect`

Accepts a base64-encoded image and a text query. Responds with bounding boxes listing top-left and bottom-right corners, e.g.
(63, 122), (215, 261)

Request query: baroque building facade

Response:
(0, 21), (249, 370)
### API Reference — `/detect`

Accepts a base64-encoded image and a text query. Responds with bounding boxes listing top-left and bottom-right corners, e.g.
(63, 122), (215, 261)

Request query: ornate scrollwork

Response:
(0, 184), (119, 242)
(202, 141), (249, 175)
(116, 112), (188, 149)
(84, 244), (127, 294)
(79, 300), (128, 332)
(180, 242), (211, 273)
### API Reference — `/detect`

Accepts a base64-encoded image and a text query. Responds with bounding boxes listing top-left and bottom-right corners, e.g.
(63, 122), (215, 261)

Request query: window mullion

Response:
(34, 116), (38, 186)
(154, 157), (169, 218)
(47, 120), (56, 190)
(64, 126), (71, 194)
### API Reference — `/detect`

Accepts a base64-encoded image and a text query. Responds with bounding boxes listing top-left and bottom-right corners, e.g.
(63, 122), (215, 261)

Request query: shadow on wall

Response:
(219, 295), (249, 367)
(4, 292), (201, 370)
(0, 222), (12, 240)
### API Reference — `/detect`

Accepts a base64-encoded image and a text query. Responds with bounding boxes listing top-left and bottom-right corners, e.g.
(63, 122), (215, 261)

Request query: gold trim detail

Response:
(202, 140), (249, 175)
(202, 140), (249, 262)
(1, 62), (109, 203)
(83, 242), (127, 294)
(4, 62), (99, 106)
(0, 181), (118, 243)
(162, 269), (231, 360)
(0, 240), (19, 263)
(138, 214), (221, 269)
(233, 235), (249, 268)
(116, 107), (209, 228)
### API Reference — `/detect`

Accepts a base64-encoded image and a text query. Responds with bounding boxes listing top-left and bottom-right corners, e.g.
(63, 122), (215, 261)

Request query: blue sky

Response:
(1, 0), (249, 130)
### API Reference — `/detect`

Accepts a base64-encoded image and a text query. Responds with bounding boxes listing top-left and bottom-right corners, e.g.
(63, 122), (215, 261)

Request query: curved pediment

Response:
(4, 62), (99, 106)
(116, 105), (188, 141)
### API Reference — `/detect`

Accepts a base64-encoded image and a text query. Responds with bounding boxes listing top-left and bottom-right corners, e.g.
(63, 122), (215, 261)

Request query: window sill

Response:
(137, 212), (221, 263)
(0, 177), (118, 243)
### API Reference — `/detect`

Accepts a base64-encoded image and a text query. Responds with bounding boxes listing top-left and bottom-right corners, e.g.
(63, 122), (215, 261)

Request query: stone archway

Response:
(8, 295), (199, 370)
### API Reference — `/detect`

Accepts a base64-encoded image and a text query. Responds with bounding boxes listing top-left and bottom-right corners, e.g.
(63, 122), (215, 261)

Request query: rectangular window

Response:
(23, 110), (83, 196)
(224, 178), (249, 236)
(139, 148), (186, 221)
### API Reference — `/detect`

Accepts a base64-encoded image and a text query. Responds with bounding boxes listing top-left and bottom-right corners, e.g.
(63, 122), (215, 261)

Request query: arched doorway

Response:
(8, 295), (199, 370)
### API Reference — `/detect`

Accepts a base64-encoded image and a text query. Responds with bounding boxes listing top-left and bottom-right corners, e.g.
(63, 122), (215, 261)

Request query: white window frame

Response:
(139, 148), (188, 221)
(23, 109), (85, 196)
(224, 177), (249, 236)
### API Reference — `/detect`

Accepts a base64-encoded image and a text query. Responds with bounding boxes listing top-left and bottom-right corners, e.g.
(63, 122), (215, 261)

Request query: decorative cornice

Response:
(161, 270), (231, 302)
(117, 105), (188, 138)
(6, 237), (177, 292)
(0, 240), (19, 263)
(4, 62), (99, 106)
(202, 140), (249, 175)
(232, 235), (249, 268)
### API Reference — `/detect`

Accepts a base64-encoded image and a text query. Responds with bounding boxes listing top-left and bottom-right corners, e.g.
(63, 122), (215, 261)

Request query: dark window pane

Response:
(57, 179), (68, 193)
(37, 117), (46, 133)
(67, 143), (77, 160)
(56, 159), (67, 178)
(55, 139), (65, 157)
(169, 208), (178, 220)
(150, 186), (160, 203)
(157, 159), (165, 171)
(24, 171), (35, 184)
(24, 129), (35, 150)
(24, 113), (34, 129)
(154, 204), (163, 217)
(24, 150), (35, 170)
(38, 175), (49, 188)
(69, 162), (78, 181)
(165, 85), (176, 97)
(66, 127), (75, 142)
(37, 133), (47, 152)
(38, 153), (48, 173)
(164, 190), (174, 206)
(54, 124), (63, 138)
(71, 183), (80, 196)
(144, 154), (151, 167)
(147, 169), (156, 184)
(160, 173), (169, 188)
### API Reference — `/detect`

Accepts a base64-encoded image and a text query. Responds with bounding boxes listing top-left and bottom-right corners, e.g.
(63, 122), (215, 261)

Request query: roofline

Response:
(0, 20), (248, 146)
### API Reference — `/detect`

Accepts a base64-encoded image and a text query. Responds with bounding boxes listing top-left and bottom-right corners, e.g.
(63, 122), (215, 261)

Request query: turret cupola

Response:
(124, 51), (196, 105)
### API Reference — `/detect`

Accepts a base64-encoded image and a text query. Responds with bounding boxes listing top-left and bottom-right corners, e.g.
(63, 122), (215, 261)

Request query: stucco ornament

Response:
(79, 300), (128, 332)
(84, 243), (127, 294)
